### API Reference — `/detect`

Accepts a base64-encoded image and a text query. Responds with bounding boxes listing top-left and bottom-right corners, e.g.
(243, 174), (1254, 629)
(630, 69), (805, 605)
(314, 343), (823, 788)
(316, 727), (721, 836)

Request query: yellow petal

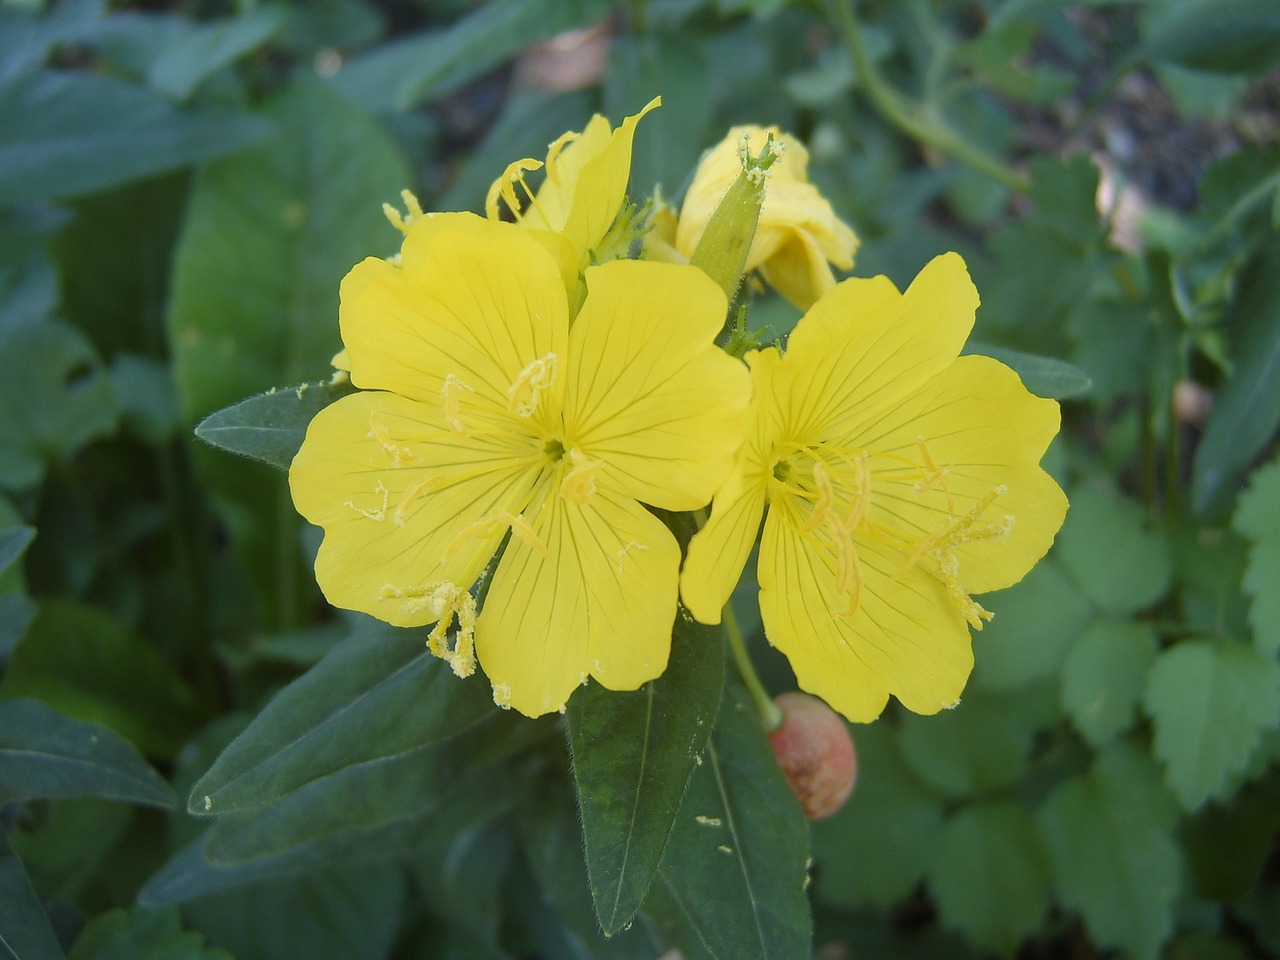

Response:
(339, 213), (568, 428)
(680, 468), (767, 624)
(780, 252), (978, 442)
(476, 478), (681, 717)
(289, 391), (541, 627)
(855, 354), (1068, 594)
(564, 259), (751, 510)
(758, 509), (973, 722)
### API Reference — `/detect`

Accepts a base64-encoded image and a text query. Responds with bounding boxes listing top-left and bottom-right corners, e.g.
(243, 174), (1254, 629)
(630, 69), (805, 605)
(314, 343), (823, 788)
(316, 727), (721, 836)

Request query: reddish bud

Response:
(768, 692), (857, 820)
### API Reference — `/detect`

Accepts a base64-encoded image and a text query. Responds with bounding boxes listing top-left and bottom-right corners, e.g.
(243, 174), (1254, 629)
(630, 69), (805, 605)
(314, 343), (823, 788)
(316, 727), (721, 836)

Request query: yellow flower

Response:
(675, 125), (858, 310)
(486, 97), (660, 293)
(680, 253), (1067, 723)
(290, 213), (750, 718)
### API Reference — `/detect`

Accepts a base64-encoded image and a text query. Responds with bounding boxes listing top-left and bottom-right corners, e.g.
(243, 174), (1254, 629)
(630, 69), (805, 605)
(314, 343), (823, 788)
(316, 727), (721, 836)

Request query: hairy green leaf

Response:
(657, 678), (810, 960)
(0, 698), (173, 808)
(194, 378), (354, 471)
(965, 342), (1093, 399)
(566, 611), (724, 935)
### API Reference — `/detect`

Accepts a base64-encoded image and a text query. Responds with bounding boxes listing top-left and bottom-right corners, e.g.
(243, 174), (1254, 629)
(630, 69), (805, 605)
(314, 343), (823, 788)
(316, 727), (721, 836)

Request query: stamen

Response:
(560, 447), (601, 505)
(544, 131), (579, 182)
(508, 353), (558, 418)
(441, 374), (474, 434)
(367, 413), (418, 467)
(443, 506), (547, 560)
(485, 158), (544, 220)
(382, 189), (427, 235)
(344, 481), (389, 522)
(802, 461), (836, 531)
(379, 581), (476, 677)
(393, 475), (447, 526)
(615, 540), (649, 572)
(914, 436), (954, 512)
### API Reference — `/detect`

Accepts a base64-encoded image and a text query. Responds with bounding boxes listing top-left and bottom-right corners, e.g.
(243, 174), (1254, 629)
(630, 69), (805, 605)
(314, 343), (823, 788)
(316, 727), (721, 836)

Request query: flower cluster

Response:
(290, 99), (1067, 723)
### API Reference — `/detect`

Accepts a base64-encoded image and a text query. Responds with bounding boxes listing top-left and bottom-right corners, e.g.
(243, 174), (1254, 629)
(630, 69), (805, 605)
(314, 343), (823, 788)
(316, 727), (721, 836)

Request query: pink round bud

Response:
(768, 692), (857, 820)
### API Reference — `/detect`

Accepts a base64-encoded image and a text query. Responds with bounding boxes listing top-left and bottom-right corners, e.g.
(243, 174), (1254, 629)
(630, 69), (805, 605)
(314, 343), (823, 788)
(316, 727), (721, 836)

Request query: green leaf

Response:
(0, 0), (104, 85)
(1184, 767), (1280, 900)
(1060, 620), (1158, 747)
(656, 677), (811, 960)
(194, 378), (354, 471)
(67, 907), (233, 960)
(0, 320), (117, 493)
(810, 722), (945, 911)
(964, 342), (1092, 399)
(202, 711), (543, 864)
(1055, 482), (1172, 615)
(0, 71), (272, 204)
(0, 698), (173, 808)
(0, 828), (67, 960)
(332, 0), (612, 112)
(1193, 241), (1280, 513)
(566, 610), (724, 935)
(181, 863), (405, 960)
(0, 526), (34, 579)
(1, 600), (206, 759)
(189, 617), (493, 816)
(148, 8), (285, 101)
(1142, 0), (1280, 74)
(165, 79), (409, 628)
(898, 685), (1058, 799)
(928, 802), (1050, 955)
(1232, 457), (1280, 653)
(1036, 741), (1181, 960)
(1144, 638), (1280, 810)
(971, 558), (1092, 691)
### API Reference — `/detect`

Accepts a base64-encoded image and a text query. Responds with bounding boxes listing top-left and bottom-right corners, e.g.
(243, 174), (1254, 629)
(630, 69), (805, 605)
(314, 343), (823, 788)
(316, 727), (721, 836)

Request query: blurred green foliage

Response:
(2, 0), (1280, 958)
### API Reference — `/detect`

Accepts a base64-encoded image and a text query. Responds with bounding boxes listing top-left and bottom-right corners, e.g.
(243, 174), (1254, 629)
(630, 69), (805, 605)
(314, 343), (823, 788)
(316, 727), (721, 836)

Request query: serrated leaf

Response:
(1144, 639), (1280, 810)
(1233, 458), (1280, 653)
(1060, 620), (1158, 746)
(332, 0), (612, 112)
(0, 698), (173, 808)
(1055, 482), (1171, 614)
(1, 600), (206, 759)
(0, 320), (117, 493)
(189, 617), (493, 816)
(66, 907), (233, 960)
(0, 526), (34, 578)
(1142, 0), (1280, 74)
(928, 802), (1050, 955)
(657, 677), (810, 960)
(1193, 242), (1280, 513)
(194, 378), (354, 471)
(898, 685), (1058, 799)
(0, 71), (272, 204)
(148, 7), (284, 100)
(972, 558), (1091, 691)
(566, 610), (724, 935)
(166, 78), (409, 628)
(964, 342), (1092, 399)
(0, 828), (67, 960)
(1036, 741), (1181, 960)
(811, 722), (945, 911)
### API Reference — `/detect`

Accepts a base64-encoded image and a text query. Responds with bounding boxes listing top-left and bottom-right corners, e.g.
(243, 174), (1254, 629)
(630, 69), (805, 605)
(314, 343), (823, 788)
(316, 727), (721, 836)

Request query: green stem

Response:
(830, 0), (1030, 193)
(723, 600), (784, 732)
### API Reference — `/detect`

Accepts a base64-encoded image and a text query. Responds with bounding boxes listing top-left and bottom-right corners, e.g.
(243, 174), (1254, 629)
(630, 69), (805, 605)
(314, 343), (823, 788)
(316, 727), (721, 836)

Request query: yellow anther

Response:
(832, 533), (863, 618)
(894, 519), (950, 579)
(393, 475), (446, 527)
(367, 413), (417, 467)
(382, 190), (426, 235)
(560, 447), (602, 505)
(802, 461), (836, 531)
(379, 581), (476, 677)
(840, 454), (872, 530)
(914, 436), (954, 512)
(443, 506), (547, 560)
(442, 374), (474, 434)
(493, 507), (547, 556)
(344, 481), (389, 522)
(508, 353), (558, 418)
(543, 131), (579, 182)
(485, 158), (544, 220)
(382, 203), (406, 234)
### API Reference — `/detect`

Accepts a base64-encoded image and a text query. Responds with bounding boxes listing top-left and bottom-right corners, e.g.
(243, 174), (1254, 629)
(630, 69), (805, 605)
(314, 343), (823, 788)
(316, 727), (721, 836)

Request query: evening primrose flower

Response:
(290, 212), (750, 718)
(680, 253), (1067, 723)
(486, 97), (660, 293)
(675, 125), (858, 310)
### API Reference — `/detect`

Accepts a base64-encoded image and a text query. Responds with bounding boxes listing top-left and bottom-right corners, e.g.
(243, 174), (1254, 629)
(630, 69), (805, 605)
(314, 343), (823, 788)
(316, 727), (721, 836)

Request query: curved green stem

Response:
(723, 596), (784, 733)
(831, 0), (1030, 193)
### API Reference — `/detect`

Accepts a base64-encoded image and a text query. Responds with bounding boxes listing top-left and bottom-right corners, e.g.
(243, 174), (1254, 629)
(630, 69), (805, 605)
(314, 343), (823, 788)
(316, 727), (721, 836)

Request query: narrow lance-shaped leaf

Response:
(0, 698), (174, 808)
(566, 608), (725, 935)
(965, 341), (1093, 399)
(194, 378), (354, 472)
(0, 828), (67, 960)
(657, 675), (811, 960)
